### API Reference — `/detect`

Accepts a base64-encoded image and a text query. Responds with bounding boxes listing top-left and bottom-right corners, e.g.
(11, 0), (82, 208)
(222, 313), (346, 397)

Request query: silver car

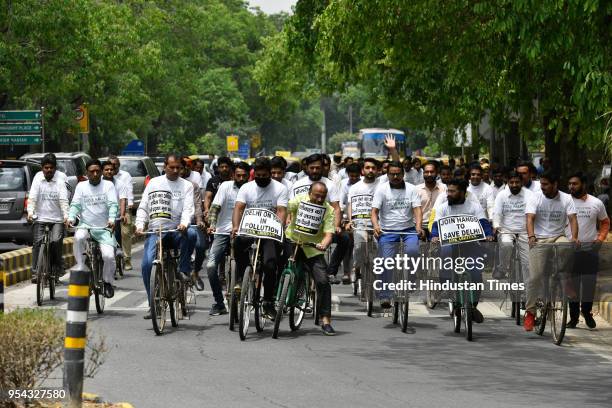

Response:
(0, 160), (41, 245)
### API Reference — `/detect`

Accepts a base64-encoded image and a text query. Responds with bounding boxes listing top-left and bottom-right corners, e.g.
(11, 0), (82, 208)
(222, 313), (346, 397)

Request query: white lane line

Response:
(104, 290), (132, 307)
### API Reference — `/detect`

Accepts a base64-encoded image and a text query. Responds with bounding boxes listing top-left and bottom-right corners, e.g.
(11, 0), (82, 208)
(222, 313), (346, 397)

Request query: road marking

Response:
(105, 290), (132, 307)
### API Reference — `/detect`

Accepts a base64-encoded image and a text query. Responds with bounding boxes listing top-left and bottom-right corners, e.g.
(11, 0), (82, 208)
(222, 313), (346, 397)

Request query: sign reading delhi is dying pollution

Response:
(438, 214), (485, 246)
(238, 208), (284, 242)
(294, 201), (326, 236)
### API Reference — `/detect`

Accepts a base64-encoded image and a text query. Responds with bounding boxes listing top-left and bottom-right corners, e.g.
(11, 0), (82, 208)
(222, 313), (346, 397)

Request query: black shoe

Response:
(263, 302), (277, 321)
(103, 282), (114, 298)
(567, 318), (579, 329)
(195, 276), (205, 291)
(321, 324), (336, 336)
(144, 309), (152, 319)
(583, 312), (596, 329)
(328, 274), (341, 285)
(472, 307), (484, 324)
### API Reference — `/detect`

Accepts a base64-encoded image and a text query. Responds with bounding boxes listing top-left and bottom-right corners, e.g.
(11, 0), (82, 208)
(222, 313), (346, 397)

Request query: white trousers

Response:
(73, 229), (116, 283)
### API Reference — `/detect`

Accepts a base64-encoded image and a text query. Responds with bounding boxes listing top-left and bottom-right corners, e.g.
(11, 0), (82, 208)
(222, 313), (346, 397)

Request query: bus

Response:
(358, 128), (407, 160)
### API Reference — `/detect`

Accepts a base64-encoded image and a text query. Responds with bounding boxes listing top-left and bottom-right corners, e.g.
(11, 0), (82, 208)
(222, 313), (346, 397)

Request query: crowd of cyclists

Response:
(26, 135), (610, 337)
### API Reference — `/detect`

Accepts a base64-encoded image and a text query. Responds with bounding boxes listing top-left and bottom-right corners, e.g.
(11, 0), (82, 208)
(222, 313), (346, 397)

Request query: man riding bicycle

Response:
(28, 153), (70, 284)
(232, 157), (288, 320)
(136, 154), (196, 320)
(431, 178), (494, 323)
(285, 182), (336, 335)
(67, 159), (119, 298)
(206, 162), (251, 316)
(108, 155), (134, 270)
(371, 161), (423, 309)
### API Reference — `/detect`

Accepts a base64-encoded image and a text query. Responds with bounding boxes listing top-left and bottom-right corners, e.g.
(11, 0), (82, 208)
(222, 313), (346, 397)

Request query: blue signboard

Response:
(238, 141), (250, 159)
(121, 139), (145, 156)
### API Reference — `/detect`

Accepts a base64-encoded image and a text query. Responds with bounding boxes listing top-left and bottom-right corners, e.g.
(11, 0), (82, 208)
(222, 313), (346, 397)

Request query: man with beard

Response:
(204, 156), (234, 220)
(565, 172), (609, 329)
(524, 171), (578, 331)
(206, 162), (251, 315)
(371, 161), (423, 308)
(416, 162), (447, 239)
(291, 154), (348, 284)
(493, 171), (533, 283)
(431, 179), (494, 324)
(467, 164), (496, 220)
(232, 158), (288, 320)
(346, 158), (380, 286)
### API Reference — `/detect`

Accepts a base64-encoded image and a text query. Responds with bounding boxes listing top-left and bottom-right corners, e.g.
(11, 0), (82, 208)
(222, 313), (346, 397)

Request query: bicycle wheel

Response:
(425, 267), (439, 309)
(272, 274), (290, 339)
(535, 300), (547, 336)
(392, 301), (399, 324)
(116, 254), (124, 278)
(289, 277), (308, 331)
(48, 268), (56, 300)
(169, 264), (179, 328)
(254, 272), (266, 332)
(400, 300), (409, 333)
(93, 254), (105, 314)
(452, 302), (461, 333)
(364, 260), (374, 317)
(463, 291), (473, 341)
(238, 266), (253, 341)
(150, 262), (166, 335)
(228, 259), (237, 331)
(178, 282), (188, 318)
(36, 248), (47, 306)
(550, 277), (567, 346)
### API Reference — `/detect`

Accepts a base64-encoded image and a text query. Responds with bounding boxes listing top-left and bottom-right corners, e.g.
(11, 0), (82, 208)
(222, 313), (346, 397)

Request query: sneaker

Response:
(103, 282), (114, 298)
(193, 274), (205, 291)
(328, 274), (341, 285)
(380, 299), (392, 309)
(524, 311), (535, 331)
(124, 259), (133, 271)
(583, 312), (596, 329)
(263, 302), (277, 321)
(305, 305), (313, 314)
(341, 275), (351, 285)
(209, 304), (228, 316)
(566, 318), (579, 329)
(472, 307), (484, 324)
(321, 324), (336, 336)
(144, 309), (152, 319)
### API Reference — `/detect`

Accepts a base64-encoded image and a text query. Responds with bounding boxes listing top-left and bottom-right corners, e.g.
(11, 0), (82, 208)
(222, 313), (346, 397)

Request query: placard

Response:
(350, 194), (373, 226)
(294, 201), (326, 235)
(149, 190), (172, 220)
(293, 184), (311, 197)
(438, 214), (485, 246)
(238, 208), (284, 242)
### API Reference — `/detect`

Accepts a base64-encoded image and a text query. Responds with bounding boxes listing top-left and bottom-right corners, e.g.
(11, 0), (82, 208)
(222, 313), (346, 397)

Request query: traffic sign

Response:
(251, 133), (262, 149)
(0, 135), (41, 145)
(0, 123), (42, 134)
(75, 105), (89, 134)
(121, 139), (145, 156)
(226, 135), (239, 152)
(0, 110), (42, 121)
(238, 141), (250, 159)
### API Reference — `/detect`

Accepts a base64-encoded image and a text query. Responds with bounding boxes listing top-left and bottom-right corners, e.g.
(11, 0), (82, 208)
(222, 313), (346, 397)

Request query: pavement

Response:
(5, 243), (612, 408)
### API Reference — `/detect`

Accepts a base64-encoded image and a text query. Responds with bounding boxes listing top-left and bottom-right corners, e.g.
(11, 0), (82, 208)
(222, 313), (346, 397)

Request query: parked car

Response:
(20, 152), (91, 198)
(100, 156), (160, 208)
(0, 160), (41, 245)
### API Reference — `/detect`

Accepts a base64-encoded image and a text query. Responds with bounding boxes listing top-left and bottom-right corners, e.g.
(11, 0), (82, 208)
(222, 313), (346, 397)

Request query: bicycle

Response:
(532, 242), (571, 346)
(381, 231), (419, 333)
(219, 238), (239, 332)
(354, 227), (376, 317)
(272, 241), (318, 339)
(238, 238), (267, 340)
(144, 227), (183, 335)
(33, 221), (58, 306)
(497, 233), (525, 326)
(114, 248), (125, 280)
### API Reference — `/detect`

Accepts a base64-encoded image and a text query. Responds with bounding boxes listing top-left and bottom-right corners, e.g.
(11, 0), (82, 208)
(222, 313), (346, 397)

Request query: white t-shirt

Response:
(339, 177), (362, 209)
(135, 175), (194, 231)
(433, 198), (487, 221)
(490, 183), (506, 199)
(115, 169), (134, 206)
(565, 194), (608, 242)
(200, 170), (211, 191)
(280, 178), (293, 191)
(186, 170), (202, 186)
(378, 174), (388, 184)
(236, 179), (288, 211)
(467, 182), (495, 220)
(347, 179), (379, 229)
(291, 176), (339, 203)
(28, 171), (69, 222)
(372, 181), (421, 231)
(109, 177), (128, 220)
(69, 180), (118, 227)
(525, 179), (542, 193)
(493, 187), (533, 233)
(211, 180), (240, 234)
(525, 191), (576, 238)
(285, 171), (298, 183)
(404, 168), (423, 185)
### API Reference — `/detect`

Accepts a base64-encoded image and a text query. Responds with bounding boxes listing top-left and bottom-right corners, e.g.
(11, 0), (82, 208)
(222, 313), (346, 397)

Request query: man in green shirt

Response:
(285, 182), (336, 335)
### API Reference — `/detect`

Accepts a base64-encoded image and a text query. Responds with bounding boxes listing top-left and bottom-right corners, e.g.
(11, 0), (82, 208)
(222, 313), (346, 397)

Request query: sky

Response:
(249, 0), (297, 14)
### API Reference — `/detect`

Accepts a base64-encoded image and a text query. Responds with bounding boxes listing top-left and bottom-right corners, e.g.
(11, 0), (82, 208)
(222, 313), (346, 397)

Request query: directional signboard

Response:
(0, 109), (43, 146)
(238, 141), (250, 159)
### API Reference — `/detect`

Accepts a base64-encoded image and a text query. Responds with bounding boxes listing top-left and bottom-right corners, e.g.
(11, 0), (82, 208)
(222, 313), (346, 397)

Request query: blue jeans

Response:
(377, 228), (419, 300)
(205, 234), (231, 306)
(191, 226), (208, 273)
(141, 229), (197, 300)
(439, 242), (483, 303)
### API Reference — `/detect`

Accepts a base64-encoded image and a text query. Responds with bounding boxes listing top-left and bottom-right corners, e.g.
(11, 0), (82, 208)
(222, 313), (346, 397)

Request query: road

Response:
(5, 243), (612, 408)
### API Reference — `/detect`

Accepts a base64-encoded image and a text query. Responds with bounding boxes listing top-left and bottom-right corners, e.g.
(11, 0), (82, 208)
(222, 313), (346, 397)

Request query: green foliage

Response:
(327, 131), (359, 152)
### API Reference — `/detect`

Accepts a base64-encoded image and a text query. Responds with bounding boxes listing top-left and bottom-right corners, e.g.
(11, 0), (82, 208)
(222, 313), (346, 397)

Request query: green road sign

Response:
(0, 110), (42, 121)
(0, 135), (41, 145)
(0, 123), (42, 134)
